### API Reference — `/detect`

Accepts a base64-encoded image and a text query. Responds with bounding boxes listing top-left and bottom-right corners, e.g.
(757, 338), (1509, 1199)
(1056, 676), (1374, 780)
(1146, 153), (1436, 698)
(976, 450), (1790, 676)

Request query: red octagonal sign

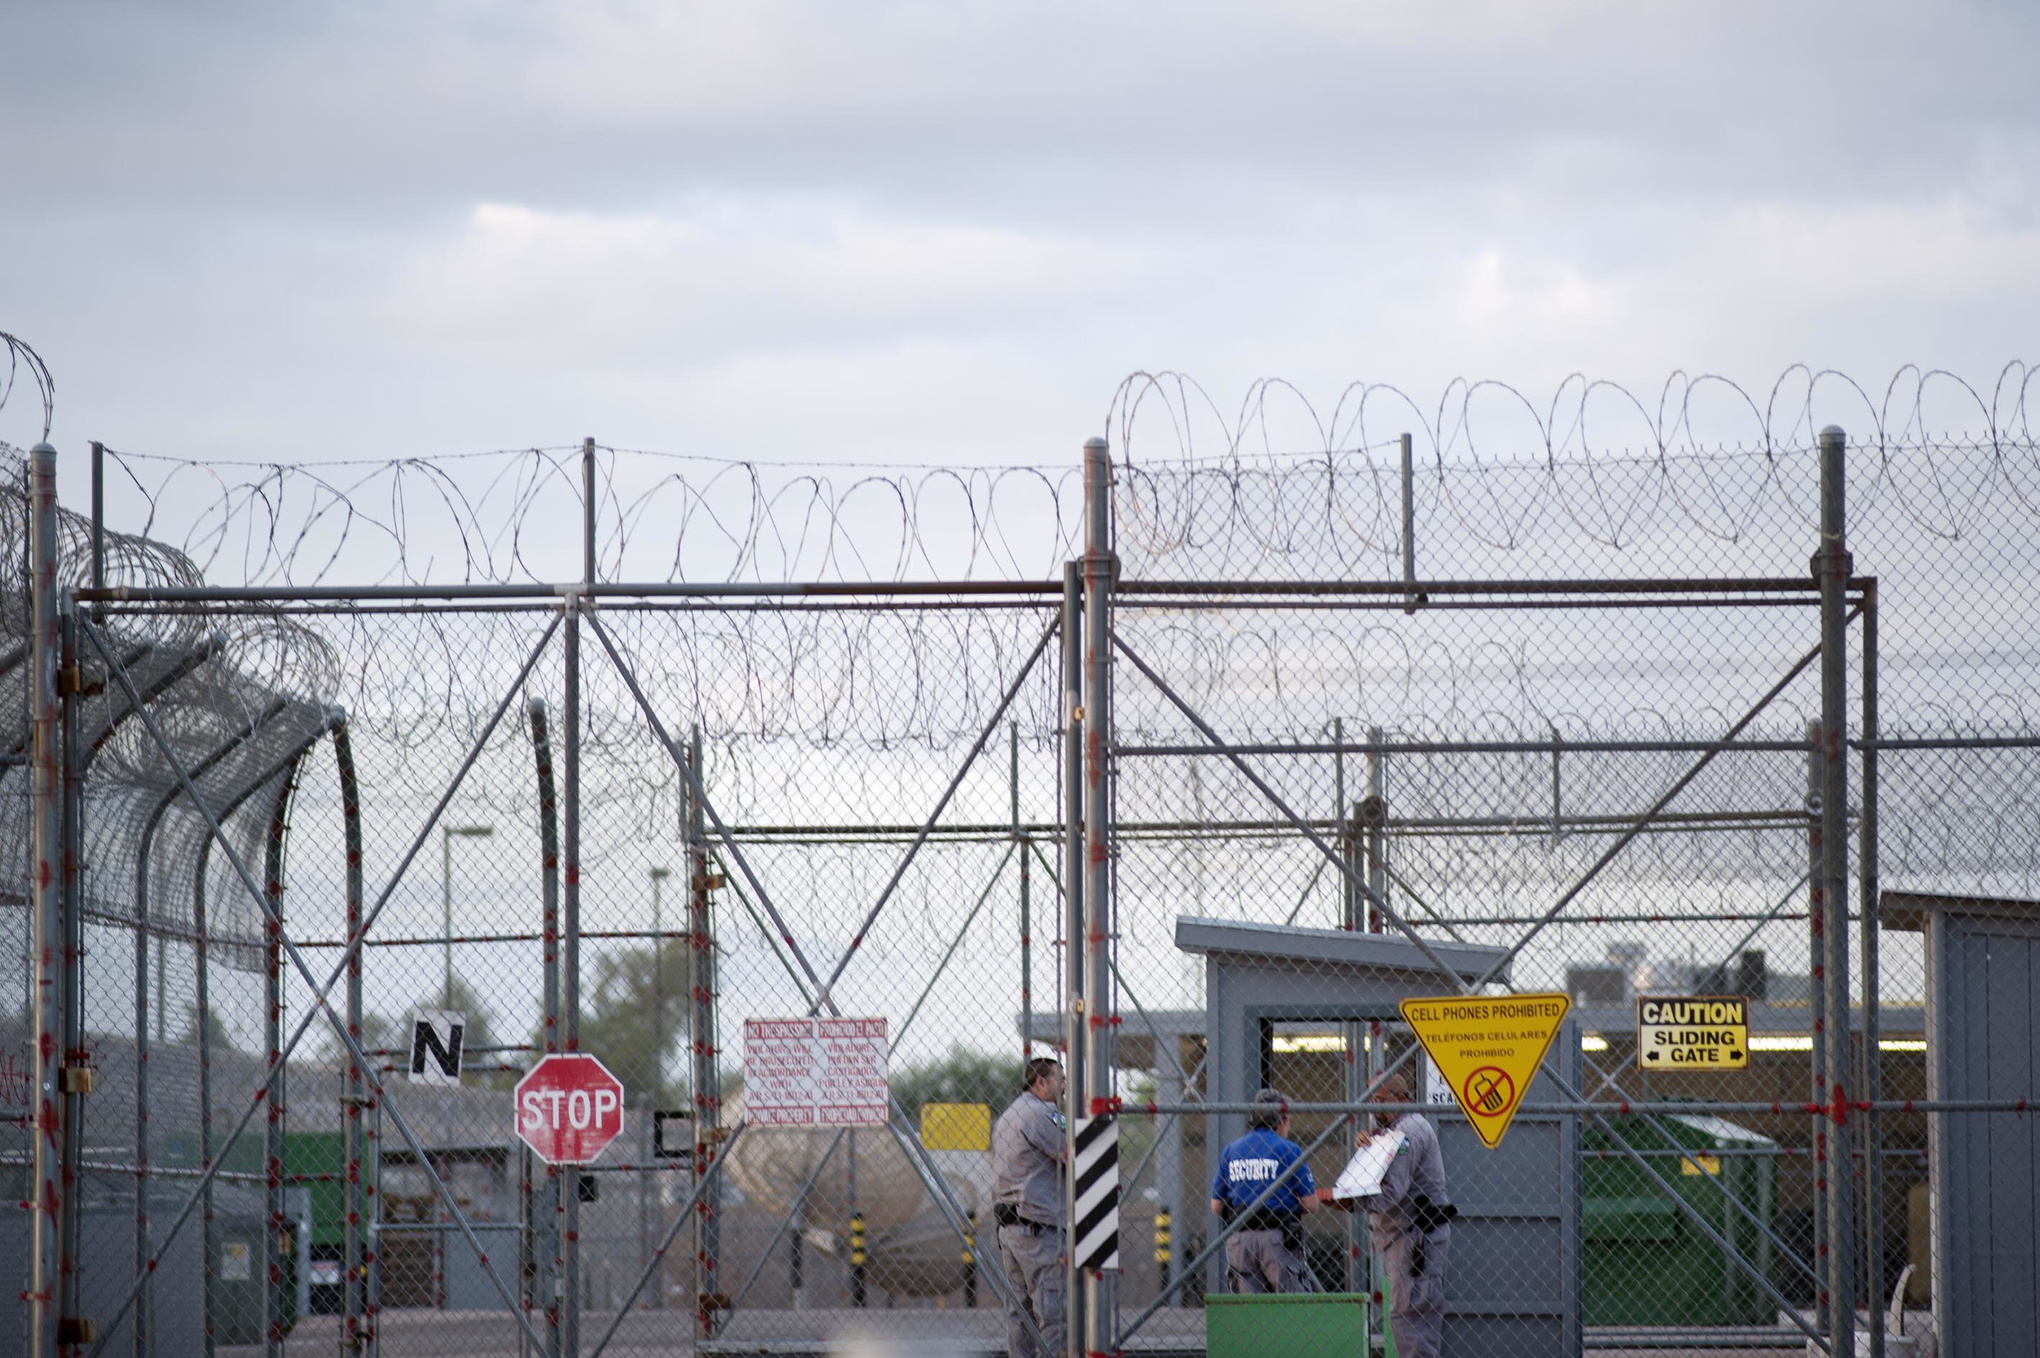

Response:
(515, 1053), (626, 1164)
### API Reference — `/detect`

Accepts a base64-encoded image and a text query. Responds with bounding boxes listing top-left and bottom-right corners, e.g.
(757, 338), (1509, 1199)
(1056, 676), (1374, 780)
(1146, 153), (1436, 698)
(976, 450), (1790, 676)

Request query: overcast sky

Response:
(5, 0), (2037, 472)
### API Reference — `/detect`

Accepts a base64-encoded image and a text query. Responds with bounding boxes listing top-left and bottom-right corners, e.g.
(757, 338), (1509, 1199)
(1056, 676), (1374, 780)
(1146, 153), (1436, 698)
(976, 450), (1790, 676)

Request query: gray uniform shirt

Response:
(1357, 1112), (1449, 1252)
(991, 1091), (1067, 1228)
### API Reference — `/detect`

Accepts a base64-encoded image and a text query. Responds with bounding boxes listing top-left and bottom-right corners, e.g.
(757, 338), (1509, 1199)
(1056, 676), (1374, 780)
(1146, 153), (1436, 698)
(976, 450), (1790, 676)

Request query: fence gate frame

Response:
(1079, 425), (1879, 1357)
(26, 423), (2035, 1358)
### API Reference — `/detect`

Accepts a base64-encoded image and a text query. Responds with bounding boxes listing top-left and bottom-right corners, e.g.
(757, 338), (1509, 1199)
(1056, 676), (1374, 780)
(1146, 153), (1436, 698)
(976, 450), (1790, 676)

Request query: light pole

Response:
(646, 866), (673, 1311)
(650, 867), (671, 1096)
(442, 824), (494, 1009)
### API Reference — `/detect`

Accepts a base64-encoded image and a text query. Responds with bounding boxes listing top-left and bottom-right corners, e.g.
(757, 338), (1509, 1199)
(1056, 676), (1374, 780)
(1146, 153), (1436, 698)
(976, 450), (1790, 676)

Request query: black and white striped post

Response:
(1073, 1114), (1121, 1276)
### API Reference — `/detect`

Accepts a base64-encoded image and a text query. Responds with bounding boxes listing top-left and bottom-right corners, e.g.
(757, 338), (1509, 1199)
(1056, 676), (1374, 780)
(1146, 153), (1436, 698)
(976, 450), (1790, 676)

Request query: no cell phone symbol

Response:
(1462, 1067), (1515, 1118)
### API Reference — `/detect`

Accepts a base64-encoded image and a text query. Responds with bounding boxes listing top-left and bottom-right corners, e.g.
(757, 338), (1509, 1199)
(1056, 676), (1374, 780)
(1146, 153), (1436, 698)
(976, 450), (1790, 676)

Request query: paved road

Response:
(223, 1310), (698, 1358)
(225, 1306), (1212, 1357)
(227, 1309), (1838, 1357)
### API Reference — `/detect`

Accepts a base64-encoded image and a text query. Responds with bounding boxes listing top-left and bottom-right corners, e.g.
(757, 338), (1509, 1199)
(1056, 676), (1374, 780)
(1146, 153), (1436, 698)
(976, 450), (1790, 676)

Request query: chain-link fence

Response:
(6, 366), (2040, 1357)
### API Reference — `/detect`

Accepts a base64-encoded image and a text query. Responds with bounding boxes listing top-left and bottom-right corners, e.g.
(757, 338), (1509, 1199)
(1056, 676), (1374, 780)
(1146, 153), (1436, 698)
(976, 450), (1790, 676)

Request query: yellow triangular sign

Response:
(1399, 993), (1571, 1150)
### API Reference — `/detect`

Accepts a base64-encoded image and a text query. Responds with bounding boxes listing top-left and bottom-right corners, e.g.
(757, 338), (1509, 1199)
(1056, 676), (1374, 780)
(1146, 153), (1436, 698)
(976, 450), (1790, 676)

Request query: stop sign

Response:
(515, 1053), (626, 1164)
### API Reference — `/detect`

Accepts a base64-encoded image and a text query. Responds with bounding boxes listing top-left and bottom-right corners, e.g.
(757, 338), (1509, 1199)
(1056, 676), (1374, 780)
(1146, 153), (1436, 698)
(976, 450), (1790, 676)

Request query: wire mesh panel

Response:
(1, 363), (2038, 1357)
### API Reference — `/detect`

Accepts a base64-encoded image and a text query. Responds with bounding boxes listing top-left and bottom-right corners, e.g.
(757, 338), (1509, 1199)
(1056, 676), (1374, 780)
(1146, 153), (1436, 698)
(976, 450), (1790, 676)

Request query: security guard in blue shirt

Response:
(1209, 1088), (1321, 1292)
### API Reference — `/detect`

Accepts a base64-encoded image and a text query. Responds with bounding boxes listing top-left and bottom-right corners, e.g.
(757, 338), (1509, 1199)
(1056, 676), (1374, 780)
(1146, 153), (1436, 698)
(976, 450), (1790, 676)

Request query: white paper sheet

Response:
(1331, 1128), (1407, 1199)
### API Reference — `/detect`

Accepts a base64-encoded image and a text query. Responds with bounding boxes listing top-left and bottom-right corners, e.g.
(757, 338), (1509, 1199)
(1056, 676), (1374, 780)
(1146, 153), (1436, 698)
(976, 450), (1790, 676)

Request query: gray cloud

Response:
(3, 0), (2036, 467)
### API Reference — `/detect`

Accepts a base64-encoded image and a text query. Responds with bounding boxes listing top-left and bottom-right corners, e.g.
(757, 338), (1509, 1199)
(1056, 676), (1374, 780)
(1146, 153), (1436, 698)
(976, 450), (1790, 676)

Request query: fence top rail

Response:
(75, 579), (1066, 603)
(71, 573), (1863, 604)
(1120, 575), (1861, 597)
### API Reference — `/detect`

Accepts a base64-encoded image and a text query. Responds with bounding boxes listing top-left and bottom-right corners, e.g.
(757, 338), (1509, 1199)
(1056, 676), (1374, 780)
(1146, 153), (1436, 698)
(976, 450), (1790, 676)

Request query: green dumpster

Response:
(162, 1125), (301, 1344)
(210, 1216), (300, 1344)
(286, 1130), (350, 1314)
(1207, 1292), (1373, 1358)
(1583, 1112), (1776, 1325)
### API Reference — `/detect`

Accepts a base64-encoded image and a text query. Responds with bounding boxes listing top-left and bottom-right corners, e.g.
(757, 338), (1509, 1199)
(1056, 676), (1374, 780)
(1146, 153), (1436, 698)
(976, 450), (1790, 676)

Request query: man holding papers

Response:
(1318, 1072), (1456, 1358)
(1208, 1088), (1321, 1293)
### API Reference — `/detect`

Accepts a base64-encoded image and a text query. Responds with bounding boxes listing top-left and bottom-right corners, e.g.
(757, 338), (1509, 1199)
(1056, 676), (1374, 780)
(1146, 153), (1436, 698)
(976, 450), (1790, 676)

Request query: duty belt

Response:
(1410, 1195), (1459, 1234)
(993, 1203), (1051, 1232)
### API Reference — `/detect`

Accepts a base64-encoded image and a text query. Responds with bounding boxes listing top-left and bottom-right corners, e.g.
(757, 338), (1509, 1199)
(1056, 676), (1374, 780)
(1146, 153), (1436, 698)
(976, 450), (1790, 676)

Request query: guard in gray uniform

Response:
(1320, 1072), (1455, 1358)
(990, 1056), (1067, 1358)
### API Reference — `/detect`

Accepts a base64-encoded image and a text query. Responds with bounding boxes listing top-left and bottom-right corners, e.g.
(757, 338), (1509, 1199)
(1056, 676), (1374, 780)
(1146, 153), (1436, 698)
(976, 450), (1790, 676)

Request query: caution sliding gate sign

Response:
(1635, 994), (1749, 1070)
(1401, 993), (1571, 1150)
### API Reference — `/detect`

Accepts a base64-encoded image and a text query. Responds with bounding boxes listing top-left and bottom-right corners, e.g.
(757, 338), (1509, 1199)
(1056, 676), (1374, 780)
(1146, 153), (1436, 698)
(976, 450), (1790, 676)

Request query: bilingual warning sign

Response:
(743, 1016), (890, 1127)
(1635, 995), (1748, 1071)
(1400, 993), (1571, 1150)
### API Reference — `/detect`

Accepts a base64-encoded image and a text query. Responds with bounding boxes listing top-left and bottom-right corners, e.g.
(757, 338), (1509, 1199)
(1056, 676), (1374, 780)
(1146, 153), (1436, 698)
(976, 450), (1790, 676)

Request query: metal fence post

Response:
(367, 1093), (385, 1348)
(582, 438), (597, 586)
(28, 442), (65, 1358)
(134, 845), (152, 1358)
(528, 697), (563, 1358)
(1355, 724), (1389, 1292)
(1059, 558), (1085, 1353)
(562, 595), (584, 1355)
(263, 757), (305, 1358)
(1400, 432), (1418, 613)
(333, 719), (374, 1357)
(1858, 578), (1884, 1358)
(1815, 425), (1855, 1356)
(89, 440), (104, 595)
(688, 725), (724, 1337)
(59, 604), (88, 1352)
(194, 810), (220, 1358)
(1080, 435), (1118, 1357)
(1015, 721), (1033, 1071)
(1334, 718), (1360, 1294)
(1365, 724), (1386, 923)
(556, 436), (595, 1352)
(1803, 722), (1827, 1337)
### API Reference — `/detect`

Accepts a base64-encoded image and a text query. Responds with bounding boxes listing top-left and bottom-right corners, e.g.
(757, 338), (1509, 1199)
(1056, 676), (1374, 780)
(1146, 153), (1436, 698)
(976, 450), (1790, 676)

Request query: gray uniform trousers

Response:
(1383, 1226), (1450, 1358)
(997, 1221), (1066, 1358)
(1224, 1227), (1320, 1294)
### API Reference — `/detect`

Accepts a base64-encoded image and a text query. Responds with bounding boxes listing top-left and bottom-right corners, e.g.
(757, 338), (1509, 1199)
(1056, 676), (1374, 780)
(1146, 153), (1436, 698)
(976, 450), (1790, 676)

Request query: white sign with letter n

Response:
(408, 1009), (466, 1085)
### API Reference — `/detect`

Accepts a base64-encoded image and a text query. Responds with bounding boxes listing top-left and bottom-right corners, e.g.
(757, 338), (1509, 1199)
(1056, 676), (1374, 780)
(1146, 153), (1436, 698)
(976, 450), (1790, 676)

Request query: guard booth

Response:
(1883, 890), (2040, 1358)
(1178, 916), (1582, 1358)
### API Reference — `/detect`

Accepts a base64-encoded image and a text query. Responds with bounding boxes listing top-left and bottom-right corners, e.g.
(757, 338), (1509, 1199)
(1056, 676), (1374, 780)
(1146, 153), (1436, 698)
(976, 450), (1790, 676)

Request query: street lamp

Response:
(442, 824), (494, 1009)
(648, 865), (674, 1309)
(650, 867), (672, 1094)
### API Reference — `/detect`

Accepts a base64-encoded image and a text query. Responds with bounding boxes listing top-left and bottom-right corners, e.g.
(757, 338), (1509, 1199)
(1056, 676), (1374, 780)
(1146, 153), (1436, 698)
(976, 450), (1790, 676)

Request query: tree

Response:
(890, 1044), (1025, 1125)
(178, 1003), (238, 1052)
(562, 940), (691, 1108)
